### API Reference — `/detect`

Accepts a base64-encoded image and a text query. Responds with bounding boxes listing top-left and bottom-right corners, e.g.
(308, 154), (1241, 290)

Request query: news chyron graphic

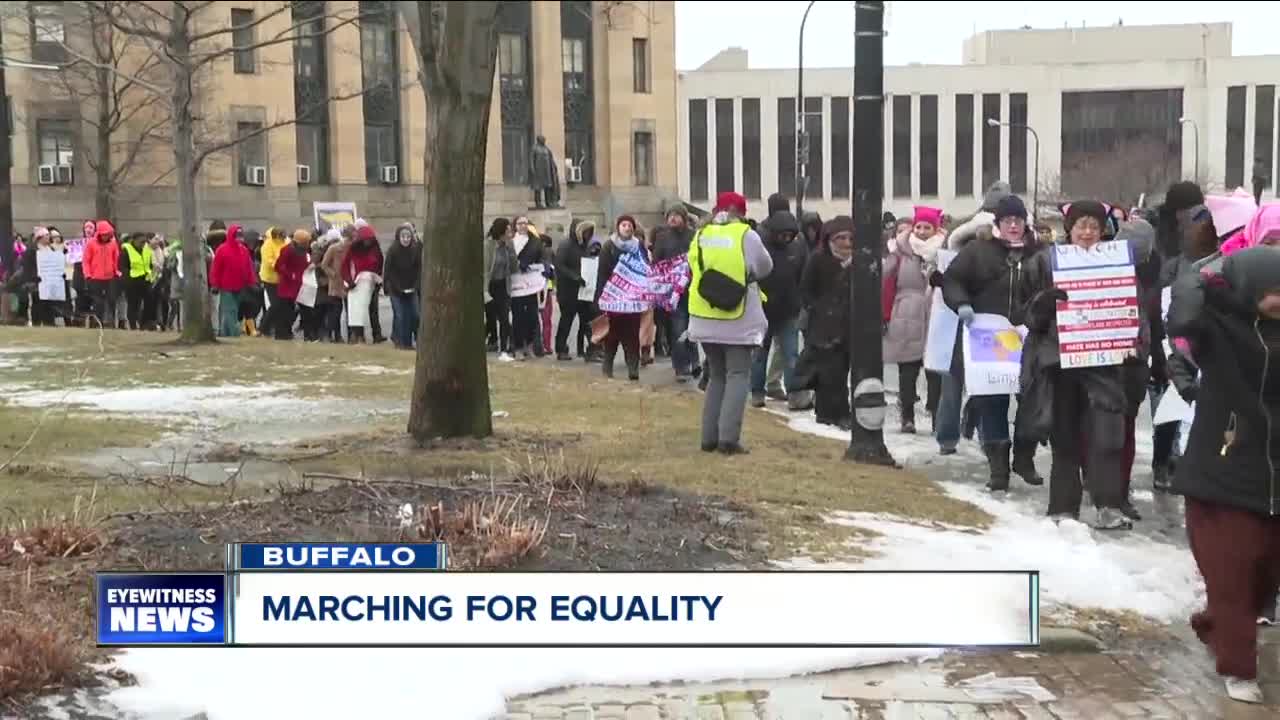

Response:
(96, 542), (1040, 648)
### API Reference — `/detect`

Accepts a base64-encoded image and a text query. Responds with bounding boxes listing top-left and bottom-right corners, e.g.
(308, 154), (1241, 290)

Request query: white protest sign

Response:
(510, 264), (547, 298)
(579, 257), (599, 302)
(36, 248), (67, 301)
(1052, 240), (1140, 369)
(297, 267), (318, 309)
(1153, 388), (1195, 426)
(962, 313), (1023, 396)
(923, 249), (958, 373)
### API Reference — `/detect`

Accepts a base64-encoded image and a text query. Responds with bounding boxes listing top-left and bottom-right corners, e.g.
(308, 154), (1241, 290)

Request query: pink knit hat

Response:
(913, 205), (943, 227)
(1204, 188), (1258, 238)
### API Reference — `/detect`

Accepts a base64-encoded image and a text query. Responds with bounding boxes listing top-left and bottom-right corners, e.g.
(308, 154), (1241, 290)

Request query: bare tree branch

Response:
(189, 7), (366, 69)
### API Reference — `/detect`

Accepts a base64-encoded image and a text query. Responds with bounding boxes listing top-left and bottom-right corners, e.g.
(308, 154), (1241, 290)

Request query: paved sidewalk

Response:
(500, 628), (1280, 719)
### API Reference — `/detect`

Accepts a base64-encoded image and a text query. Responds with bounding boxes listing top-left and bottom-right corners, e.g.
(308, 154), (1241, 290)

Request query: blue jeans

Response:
(217, 290), (241, 337)
(970, 394), (1011, 445)
(669, 295), (698, 375)
(751, 316), (800, 395)
(936, 372), (963, 450)
(390, 292), (419, 348)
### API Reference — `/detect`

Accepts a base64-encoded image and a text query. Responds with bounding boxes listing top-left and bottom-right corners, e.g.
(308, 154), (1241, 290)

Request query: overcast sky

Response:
(674, 1), (1275, 70)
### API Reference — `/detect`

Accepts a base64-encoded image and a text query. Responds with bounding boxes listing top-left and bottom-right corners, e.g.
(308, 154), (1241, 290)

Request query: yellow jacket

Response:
(259, 230), (288, 284)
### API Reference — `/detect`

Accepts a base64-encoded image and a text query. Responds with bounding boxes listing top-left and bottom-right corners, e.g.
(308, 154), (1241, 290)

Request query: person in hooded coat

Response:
(942, 193), (1044, 490)
(1020, 201), (1150, 530)
(798, 216), (855, 428)
(752, 203), (807, 410)
(82, 220), (120, 329)
(342, 224), (384, 343)
(258, 227), (289, 337)
(554, 220), (597, 360)
(209, 224), (256, 337)
(273, 229), (312, 340)
(1166, 245), (1280, 705)
(384, 223), (422, 350)
(652, 203), (699, 380)
(883, 206), (947, 433)
(484, 218), (518, 356)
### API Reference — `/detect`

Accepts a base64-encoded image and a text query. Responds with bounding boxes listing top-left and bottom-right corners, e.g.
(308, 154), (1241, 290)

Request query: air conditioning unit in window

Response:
(567, 165), (583, 184)
(297, 164), (312, 185)
(380, 165), (399, 184)
(245, 165), (267, 186)
(55, 165), (73, 185)
(37, 164), (57, 185)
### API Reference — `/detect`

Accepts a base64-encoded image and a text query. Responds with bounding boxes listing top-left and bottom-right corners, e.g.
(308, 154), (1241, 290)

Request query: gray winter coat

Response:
(882, 243), (931, 364)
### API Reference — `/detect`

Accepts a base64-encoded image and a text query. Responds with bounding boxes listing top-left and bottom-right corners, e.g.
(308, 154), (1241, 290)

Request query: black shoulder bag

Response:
(695, 229), (747, 311)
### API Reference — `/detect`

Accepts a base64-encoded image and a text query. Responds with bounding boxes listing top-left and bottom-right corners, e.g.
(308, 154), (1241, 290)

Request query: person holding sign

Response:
(509, 216), (548, 360)
(1166, 246), (1280, 705)
(942, 194), (1043, 492)
(1020, 201), (1150, 530)
(553, 221), (596, 361)
(595, 215), (650, 380)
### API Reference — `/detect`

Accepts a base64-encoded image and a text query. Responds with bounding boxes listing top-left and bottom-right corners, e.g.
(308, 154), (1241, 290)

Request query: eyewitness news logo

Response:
(97, 573), (227, 646)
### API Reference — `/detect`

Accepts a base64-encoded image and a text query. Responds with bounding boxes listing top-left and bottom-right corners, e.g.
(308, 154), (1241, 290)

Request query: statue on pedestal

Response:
(529, 135), (561, 209)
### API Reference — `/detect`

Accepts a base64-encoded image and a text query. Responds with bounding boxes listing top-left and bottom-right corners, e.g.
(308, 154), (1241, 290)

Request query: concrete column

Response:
(999, 92), (1011, 184)
(677, 94), (690, 199)
(486, 64), (503, 185)
(1028, 90), (1061, 206)
(910, 93), (921, 200)
(761, 96), (779, 200)
(1244, 84), (1258, 192)
(400, 14), (426, 185)
(938, 92), (955, 204)
(734, 97), (744, 195)
(328, 0), (366, 185)
(1207, 85), (1229, 189)
(822, 95), (832, 201)
(531, 2), (566, 165)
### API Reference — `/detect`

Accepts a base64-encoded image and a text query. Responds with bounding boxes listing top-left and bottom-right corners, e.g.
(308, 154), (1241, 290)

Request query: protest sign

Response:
(36, 248), (67, 301)
(579, 257), (599, 302)
(647, 254), (690, 312)
(962, 313), (1024, 396)
(1153, 388), (1195, 426)
(65, 238), (85, 264)
(923, 249), (958, 373)
(510, 264), (547, 297)
(1051, 240), (1140, 369)
(313, 202), (357, 234)
(598, 247), (651, 314)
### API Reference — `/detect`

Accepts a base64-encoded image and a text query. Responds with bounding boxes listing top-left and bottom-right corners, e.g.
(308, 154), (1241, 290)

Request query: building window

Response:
(37, 119), (74, 168)
(236, 122), (266, 185)
(633, 126), (654, 187)
(715, 98), (734, 193)
(1008, 92), (1028, 194)
(955, 94), (974, 196)
(891, 95), (911, 199)
(361, 1), (401, 184)
(632, 38), (650, 94)
(919, 95), (938, 197)
(1255, 85), (1274, 191)
(1061, 89), (1183, 201)
(293, 1), (329, 184)
(1226, 86), (1246, 189)
(741, 98), (761, 200)
(803, 97), (823, 198)
(29, 3), (66, 65)
(232, 9), (256, 74)
(777, 97), (796, 198)
(689, 99), (708, 201)
(497, 1), (534, 186)
(981, 93), (1000, 191)
(561, 1), (594, 185)
(830, 96), (850, 201)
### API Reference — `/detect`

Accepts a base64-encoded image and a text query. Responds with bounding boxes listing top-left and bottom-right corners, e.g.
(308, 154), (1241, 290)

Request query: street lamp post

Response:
(796, 0), (818, 217)
(1179, 117), (1199, 182)
(988, 118), (1039, 222)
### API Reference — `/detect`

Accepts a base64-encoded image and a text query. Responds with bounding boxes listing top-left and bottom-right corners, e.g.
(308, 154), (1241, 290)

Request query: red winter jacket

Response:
(274, 242), (311, 301)
(342, 237), (384, 287)
(209, 224), (256, 293)
(83, 220), (121, 282)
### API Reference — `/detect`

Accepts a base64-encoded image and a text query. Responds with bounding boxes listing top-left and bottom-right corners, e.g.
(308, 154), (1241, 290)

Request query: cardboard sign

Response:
(923, 249), (958, 373)
(962, 313), (1024, 396)
(1051, 240), (1140, 369)
(313, 202), (358, 234)
(36, 248), (66, 301)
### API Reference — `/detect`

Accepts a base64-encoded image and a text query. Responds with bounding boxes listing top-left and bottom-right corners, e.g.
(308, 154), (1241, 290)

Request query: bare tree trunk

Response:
(95, 62), (113, 221)
(171, 7), (214, 344)
(403, 1), (499, 440)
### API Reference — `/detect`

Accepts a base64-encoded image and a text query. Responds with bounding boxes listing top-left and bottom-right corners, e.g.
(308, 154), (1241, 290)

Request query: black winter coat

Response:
(651, 224), (693, 262)
(1167, 258), (1280, 516)
(383, 241), (421, 295)
(758, 211), (806, 325)
(554, 237), (586, 304)
(942, 228), (1037, 324)
(594, 237), (649, 306)
(800, 250), (851, 349)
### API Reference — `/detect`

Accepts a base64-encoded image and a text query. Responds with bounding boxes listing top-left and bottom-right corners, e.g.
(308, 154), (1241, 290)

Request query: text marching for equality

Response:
(262, 594), (724, 623)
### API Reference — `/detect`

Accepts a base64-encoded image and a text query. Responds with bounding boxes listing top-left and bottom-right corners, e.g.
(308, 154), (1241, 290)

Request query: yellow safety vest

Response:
(122, 243), (153, 281)
(688, 220), (753, 320)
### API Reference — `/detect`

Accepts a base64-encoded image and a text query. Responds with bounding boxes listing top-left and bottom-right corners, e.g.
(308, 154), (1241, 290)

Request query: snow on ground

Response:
(4, 383), (302, 420)
(102, 647), (941, 720)
(348, 364), (411, 376)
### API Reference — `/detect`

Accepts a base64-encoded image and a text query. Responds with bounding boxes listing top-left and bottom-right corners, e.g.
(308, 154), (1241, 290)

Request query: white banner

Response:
(230, 571), (1037, 647)
(510, 265), (547, 298)
(579, 257), (599, 302)
(962, 314), (1025, 397)
(923, 249), (957, 373)
(36, 248), (67, 301)
(346, 272), (379, 327)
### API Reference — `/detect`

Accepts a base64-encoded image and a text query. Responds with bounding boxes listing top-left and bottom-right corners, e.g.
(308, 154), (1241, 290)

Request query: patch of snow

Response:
(2, 383), (330, 426)
(101, 647), (940, 720)
(347, 364), (410, 376)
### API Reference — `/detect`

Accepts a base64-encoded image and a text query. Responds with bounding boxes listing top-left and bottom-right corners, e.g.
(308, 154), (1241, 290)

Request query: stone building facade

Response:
(4, 1), (679, 238)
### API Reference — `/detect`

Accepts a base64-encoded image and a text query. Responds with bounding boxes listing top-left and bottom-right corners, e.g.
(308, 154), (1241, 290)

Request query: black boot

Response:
(1152, 464), (1173, 493)
(1012, 440), (1044, 486)
(627, 358), (641, 381)
(984, 441), (1011, 492)
(602, 348), (617, 379)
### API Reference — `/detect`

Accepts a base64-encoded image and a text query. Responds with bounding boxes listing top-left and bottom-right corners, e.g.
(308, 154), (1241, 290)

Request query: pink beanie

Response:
(1204, 189), (1258, 238)
(913, 205), (943, 227)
